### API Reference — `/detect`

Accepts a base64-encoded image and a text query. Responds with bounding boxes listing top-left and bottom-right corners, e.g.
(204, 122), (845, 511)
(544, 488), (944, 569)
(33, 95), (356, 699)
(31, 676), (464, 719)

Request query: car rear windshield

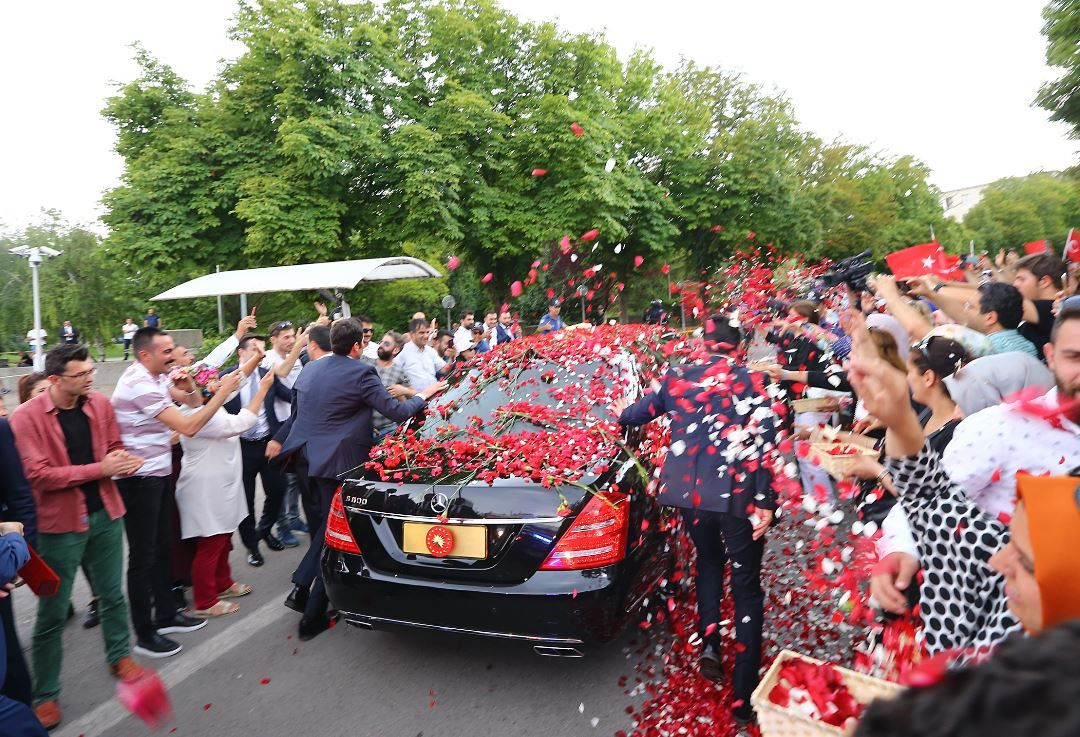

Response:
(419, 358), (621, 440)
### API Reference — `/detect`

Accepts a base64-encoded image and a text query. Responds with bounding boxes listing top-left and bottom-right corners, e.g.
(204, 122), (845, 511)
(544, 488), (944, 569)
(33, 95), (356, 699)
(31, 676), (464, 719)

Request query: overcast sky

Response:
(1, 0), (1075, 233)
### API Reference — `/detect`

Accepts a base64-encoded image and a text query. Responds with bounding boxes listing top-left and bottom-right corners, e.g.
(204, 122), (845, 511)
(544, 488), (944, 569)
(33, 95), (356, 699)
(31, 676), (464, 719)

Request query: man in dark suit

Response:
(0, 418), (36, 708)
(611, 314), (779, 726)
(272, 318), (446, 640)
(58, 322), (79, 346)
(220, 335), (293, 567)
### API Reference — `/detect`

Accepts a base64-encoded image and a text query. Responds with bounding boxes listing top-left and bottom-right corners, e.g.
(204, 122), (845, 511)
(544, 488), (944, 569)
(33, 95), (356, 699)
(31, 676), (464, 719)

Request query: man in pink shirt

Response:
(11, 344), (145, 730)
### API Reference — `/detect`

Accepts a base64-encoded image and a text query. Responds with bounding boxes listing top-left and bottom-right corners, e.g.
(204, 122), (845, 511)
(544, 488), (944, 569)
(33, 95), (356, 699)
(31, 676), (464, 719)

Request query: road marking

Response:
(54, 591), (292, 737)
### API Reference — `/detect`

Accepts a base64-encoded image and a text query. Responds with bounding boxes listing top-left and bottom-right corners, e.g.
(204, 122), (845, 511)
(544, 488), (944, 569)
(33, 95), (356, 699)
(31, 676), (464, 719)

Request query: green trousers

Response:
(32, 509), (130, 704)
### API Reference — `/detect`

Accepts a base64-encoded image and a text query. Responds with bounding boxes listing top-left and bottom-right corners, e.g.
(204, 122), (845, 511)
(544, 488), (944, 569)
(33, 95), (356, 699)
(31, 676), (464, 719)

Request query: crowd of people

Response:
(0, 297), (539, 732)
(0, 248), (1078, 734)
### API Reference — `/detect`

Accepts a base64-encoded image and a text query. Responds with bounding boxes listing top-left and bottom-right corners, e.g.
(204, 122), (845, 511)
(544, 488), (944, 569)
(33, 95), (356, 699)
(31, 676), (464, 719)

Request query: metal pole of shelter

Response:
(216, 265), (224, 333)
(30, 251), (43, 371)
(239, 293), (248, 318)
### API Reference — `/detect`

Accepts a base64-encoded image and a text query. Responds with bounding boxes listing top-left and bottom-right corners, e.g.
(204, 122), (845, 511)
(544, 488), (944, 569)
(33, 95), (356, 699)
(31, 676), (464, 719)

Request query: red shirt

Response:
(10, 390), (126, 533)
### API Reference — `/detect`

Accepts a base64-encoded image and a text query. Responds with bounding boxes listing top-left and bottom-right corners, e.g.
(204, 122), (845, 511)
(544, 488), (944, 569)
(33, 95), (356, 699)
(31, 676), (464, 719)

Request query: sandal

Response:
(218, 583), (253, 599)
(192, 600), (239, 619)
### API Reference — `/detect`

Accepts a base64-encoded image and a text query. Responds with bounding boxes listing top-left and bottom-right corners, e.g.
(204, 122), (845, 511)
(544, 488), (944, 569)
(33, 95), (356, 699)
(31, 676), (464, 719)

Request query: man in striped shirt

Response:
(111, 327), (237, 658)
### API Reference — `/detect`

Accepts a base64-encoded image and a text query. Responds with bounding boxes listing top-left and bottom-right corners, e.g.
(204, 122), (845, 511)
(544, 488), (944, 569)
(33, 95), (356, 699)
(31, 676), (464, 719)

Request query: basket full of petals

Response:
(752, 650), (903, 736)
(807, 433), (878, 480)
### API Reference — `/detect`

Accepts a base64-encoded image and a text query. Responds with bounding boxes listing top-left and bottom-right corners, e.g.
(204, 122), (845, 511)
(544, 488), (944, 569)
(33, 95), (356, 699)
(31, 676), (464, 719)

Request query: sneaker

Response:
(172, 585), (188, 612)
(34, 700), (61, 730)
(289, 519), (310, 535)
(134, 633), (182, 659)
(156, 612), (208, 635)
(699, 644), (723, 683)
(276, 527), (301, 548)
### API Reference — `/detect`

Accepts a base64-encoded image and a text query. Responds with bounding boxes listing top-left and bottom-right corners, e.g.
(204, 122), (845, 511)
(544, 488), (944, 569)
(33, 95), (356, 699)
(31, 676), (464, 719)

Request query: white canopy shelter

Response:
(151, 257), (442, 301)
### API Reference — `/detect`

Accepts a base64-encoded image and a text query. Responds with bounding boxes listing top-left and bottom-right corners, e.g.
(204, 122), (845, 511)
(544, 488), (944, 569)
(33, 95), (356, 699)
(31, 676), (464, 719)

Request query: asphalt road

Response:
(10, 527), (661, 737)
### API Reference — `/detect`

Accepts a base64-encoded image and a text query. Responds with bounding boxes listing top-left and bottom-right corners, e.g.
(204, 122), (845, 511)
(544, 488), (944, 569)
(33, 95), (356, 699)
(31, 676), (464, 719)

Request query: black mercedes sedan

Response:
(320, 328), (675, 656)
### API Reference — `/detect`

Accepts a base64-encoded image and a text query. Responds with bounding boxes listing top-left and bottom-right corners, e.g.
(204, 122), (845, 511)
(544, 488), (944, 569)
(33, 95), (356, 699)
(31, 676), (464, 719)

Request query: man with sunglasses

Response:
(10, 345), (146, 729)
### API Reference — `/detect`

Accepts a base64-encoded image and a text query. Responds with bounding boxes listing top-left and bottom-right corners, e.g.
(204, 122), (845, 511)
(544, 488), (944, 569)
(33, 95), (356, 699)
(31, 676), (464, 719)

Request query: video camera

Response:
(816, 249), (875, 294)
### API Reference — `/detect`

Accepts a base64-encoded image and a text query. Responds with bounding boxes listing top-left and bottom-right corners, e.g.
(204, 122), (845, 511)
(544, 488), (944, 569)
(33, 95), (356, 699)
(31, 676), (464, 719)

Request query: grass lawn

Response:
(1, 341), (130, 366)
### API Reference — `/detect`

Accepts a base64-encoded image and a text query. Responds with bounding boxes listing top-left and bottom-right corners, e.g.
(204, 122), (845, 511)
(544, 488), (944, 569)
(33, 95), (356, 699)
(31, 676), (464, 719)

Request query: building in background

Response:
(940, 183), (989, 222)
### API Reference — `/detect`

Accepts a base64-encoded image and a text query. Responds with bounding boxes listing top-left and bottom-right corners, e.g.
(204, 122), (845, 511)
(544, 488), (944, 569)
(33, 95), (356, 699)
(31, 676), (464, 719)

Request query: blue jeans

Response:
(278, 473), (302, 528)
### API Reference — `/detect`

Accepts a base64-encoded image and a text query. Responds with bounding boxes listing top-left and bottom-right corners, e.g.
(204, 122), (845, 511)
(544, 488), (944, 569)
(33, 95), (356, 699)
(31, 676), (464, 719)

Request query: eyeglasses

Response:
(270, 321), (293, 334)
(361, 328), (374, 335)
(60, 367), (97, 379)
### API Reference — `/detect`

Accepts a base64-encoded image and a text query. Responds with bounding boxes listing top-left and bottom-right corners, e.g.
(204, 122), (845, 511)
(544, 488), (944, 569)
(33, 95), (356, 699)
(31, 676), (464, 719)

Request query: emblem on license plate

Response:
(425, 525), (454, 557)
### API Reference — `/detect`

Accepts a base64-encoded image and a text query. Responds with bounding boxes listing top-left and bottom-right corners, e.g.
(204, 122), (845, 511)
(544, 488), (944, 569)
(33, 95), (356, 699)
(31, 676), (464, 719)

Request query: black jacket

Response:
(0, 419), (36, 547)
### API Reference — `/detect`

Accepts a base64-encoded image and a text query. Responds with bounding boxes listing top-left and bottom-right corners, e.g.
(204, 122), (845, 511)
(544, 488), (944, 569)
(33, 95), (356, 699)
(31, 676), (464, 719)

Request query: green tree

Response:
(1036, 0), (1080, 139)
(0, 214), (132, 357)
(100, 0), (962, 332)
(963, 173), (1080, 251)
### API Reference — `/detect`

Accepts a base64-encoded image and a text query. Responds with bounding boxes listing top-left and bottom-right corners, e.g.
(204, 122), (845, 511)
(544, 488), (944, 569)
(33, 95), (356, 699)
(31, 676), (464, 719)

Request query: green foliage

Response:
(963, 173), (1080, 251)
(0, 213), (134, 354)
(1036, 0), (1080, 138)
(99, 0), (958, 332)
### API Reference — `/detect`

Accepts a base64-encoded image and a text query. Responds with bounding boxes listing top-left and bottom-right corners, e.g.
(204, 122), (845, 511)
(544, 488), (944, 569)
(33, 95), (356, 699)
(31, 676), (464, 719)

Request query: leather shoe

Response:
(109, 656), (144, 680)
(284, 584), (309, 613)
(83, 599), (100, 629)
(247, 550), (265, 567)
(261, 530), (286, 552)
(34, 700), (61, 730)
(298, 612), (338, 642)
(732, 703), (756, 726)
(699, 651), (724, 683)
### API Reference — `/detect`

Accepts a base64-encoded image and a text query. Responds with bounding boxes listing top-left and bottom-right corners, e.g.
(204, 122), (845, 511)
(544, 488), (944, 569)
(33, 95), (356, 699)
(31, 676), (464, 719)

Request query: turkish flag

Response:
(1065, 228), (1080, 263)
(1023, 240), (1049, 254)
(886, 242), (962, 280)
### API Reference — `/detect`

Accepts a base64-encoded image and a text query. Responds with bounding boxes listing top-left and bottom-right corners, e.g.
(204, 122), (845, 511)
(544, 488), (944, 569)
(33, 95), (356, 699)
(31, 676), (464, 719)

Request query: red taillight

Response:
(325, 486), (361, 554)
(540, 492), (629, 571)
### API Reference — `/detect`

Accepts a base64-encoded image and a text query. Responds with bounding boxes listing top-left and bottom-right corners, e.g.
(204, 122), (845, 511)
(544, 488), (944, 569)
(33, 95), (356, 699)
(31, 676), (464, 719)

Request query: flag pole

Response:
(930, 224), (936, 242)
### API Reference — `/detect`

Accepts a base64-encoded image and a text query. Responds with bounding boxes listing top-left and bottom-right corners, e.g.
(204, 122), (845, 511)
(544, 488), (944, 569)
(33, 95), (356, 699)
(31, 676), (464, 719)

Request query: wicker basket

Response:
(809, 428), (878, 451)
(751, 650), (904, 737)
(807, 440), (878, 480)
(791, 397), (841, 413)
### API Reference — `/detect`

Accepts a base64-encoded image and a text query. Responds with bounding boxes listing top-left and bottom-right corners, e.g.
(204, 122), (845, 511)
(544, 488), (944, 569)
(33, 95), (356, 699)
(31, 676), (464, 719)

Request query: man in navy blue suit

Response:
(0, 418), (36, 709)
(611, 314), (779, 726)
(273, 318), (446, 640)
(220, 334), (294, 567)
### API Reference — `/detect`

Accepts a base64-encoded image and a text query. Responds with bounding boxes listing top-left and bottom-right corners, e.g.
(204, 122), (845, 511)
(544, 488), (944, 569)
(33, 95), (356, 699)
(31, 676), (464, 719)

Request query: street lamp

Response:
(8, 245), (62, 371)
(575, 284), (588, 324)
(441, 294), (456, 329)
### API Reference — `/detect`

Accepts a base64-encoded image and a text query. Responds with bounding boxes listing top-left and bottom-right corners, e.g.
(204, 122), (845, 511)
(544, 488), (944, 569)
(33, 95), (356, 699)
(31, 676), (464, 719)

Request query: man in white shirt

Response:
(481, 311), (499, 348)
(26, 328), (47, 349)
(453, 311), (476, 352)
(262, 321), (308, 547)
(872, 306), (1080, 613)
(397, 318), (447, 391)
(122, 318), (138, 360)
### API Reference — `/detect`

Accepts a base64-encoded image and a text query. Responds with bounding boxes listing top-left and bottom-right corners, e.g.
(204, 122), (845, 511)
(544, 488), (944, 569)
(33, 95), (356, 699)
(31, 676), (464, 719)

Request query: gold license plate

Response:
(402, 522), (487, 559)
